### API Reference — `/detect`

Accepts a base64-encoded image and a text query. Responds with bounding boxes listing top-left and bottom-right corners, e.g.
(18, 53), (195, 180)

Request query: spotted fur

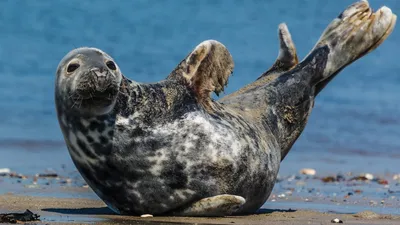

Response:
(55, 0), (396, 216)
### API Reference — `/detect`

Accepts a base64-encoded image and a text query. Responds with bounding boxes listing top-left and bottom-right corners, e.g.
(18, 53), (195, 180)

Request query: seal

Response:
(55, 1), (396, 216)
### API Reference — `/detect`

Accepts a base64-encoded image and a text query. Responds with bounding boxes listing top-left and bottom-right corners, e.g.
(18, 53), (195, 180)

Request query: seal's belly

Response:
(65, 112), (280, 215)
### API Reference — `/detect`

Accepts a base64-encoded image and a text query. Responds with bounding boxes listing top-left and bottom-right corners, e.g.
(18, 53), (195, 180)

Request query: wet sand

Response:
(1, 149), (399, 224)
(0, 194), (399, 225)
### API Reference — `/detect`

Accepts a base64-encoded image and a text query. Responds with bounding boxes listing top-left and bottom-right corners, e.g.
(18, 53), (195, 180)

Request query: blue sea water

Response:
(0, 0), (399, 175)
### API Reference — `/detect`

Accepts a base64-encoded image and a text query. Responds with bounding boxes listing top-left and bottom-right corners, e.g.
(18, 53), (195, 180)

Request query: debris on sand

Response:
(0, 209), (40, 224)
(299, 168), (316, 176)
(321, 174), (345, 183)
(321, 176), (337, 183)
(374, 178), (389, 185)
(350, 173), (374, 181)
(140, 214), (153, 218)
(9, 172), (27, 179)
(37, 173), (58, 178)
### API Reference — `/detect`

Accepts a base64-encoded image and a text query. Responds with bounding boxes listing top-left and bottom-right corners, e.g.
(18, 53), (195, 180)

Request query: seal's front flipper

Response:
(173, 195), (246, 217)
(167, 40), (234, 111)
(258, 23), (299, 80)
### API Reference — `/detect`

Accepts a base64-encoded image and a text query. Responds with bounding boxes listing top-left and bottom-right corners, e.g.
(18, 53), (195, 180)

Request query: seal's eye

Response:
(106, 61), (117, 70)
(67, 63), (80, 73)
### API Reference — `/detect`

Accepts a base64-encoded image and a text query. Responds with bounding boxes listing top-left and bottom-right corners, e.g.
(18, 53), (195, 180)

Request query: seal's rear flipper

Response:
(310, 1), (396, 86)
(172, 195), (246, 217)
(314, 1), (396, 96)
(258, 23), (299, 80)
(270, 0), (396, 161)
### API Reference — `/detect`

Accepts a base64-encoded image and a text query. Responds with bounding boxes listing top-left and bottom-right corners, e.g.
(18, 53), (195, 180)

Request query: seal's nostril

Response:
(96, 71), (108, 77)
(90, 68), (110, 92)
(91, 67), (108, 78)
(90, 67), (99, 72)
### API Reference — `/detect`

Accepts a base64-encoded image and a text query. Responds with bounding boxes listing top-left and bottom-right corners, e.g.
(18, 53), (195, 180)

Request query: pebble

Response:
(296, 181), (306, 186)
(369, 200), (377, 205)
(60, 178), (72, 184)
(140, 214), (153, 218)
(299, 168), (316, 176)
(285, 190), (293, 196)
(331, 218), (343, 223)
(24, 184), (40, 188)
(0, 168), (11, 175)
(277, 194), (286, 198)
(364, 173), (374, 180)
(287, 175), (296, 182)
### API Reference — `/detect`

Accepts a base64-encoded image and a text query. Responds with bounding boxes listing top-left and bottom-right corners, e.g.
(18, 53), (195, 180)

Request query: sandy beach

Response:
(0, 194), (399, 225)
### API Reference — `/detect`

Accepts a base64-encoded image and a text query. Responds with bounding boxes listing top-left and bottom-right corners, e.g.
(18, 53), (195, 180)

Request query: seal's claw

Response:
(173, 195), (246, 217)
(338, 0), (370, 19)
(167, 40), (234, 111)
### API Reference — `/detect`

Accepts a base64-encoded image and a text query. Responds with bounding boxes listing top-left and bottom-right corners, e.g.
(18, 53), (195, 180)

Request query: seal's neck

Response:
(57, 108), (116, 160)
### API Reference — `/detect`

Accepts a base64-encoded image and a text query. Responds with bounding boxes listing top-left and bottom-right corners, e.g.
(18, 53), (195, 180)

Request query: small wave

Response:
(0, 139), (65, 151)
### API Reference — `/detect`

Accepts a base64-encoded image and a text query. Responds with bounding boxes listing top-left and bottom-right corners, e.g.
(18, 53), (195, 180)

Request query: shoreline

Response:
(1, 194), (399, 225)
(1, 168), (400, 224)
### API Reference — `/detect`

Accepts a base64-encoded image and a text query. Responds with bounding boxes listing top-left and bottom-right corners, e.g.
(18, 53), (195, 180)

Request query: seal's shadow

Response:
(42, 207), (296, 215)
(42, 207), (115, 215)
(256, 208), (296, 214)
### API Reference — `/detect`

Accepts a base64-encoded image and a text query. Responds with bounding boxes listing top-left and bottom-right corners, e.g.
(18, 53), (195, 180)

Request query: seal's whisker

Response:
(117, 89), (130, 97)
(77, 98), (83, 109)
(70, 99), (78, 109)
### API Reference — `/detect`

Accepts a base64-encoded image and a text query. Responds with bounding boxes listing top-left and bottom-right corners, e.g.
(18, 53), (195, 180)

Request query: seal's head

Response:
(55, 47), (122, 115)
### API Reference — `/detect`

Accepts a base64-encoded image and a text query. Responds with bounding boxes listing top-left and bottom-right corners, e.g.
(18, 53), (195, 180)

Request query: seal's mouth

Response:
(70, 83), (119, 110)
(77, 87), (117, 99)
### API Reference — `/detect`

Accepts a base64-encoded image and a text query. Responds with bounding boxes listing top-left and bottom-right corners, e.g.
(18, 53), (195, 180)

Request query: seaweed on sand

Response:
(0, 209), (40, 224)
